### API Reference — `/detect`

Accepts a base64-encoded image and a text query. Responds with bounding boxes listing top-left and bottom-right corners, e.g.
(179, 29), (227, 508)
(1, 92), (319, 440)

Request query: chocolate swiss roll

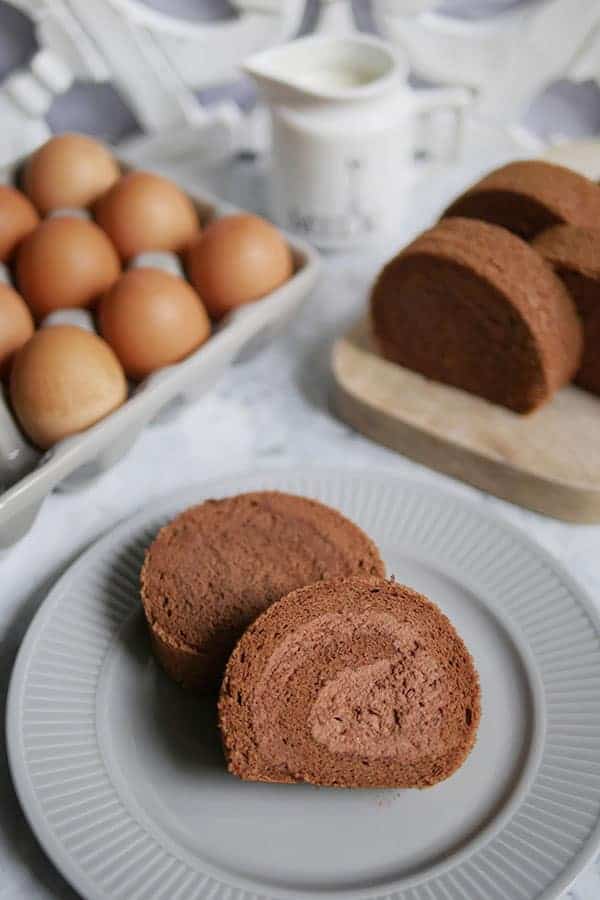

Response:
(443, 160), (600, 240)
(141, 492), (385, 692)
(219, 576), (481, 789)
(533, 223), (600, 396)
(370, 217), (582, 413)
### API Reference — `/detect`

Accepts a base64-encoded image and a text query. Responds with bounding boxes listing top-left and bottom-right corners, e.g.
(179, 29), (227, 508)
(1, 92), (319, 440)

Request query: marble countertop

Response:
(2, 143), (600, 900)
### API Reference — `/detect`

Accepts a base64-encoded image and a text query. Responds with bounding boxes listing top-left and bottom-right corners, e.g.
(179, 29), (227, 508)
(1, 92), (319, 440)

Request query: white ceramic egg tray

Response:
(0, 160), (320, 549)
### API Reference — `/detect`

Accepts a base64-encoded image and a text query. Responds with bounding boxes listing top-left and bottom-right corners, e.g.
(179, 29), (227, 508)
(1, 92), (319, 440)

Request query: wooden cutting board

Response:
(332, 317), (600, 522)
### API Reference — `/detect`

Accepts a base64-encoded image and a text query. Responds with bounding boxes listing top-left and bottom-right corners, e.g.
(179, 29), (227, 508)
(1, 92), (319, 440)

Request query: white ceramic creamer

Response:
(243, 34), (471, 249)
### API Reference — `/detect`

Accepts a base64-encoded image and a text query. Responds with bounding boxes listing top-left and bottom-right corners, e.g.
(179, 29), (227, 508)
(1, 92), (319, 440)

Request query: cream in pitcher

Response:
(244, 34), (471, 249)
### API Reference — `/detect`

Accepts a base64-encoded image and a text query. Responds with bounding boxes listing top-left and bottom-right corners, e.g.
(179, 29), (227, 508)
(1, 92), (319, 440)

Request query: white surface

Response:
(7, 469), (600, 900)
(1, 140), (600, 899)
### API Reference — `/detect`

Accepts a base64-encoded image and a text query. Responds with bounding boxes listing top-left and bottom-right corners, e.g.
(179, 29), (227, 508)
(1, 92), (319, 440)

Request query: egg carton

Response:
(0, 160), (320, 549)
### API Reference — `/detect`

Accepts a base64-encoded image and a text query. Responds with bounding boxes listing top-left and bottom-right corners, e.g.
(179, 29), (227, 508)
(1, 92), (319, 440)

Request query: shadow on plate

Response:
(113, 596), (228, 776)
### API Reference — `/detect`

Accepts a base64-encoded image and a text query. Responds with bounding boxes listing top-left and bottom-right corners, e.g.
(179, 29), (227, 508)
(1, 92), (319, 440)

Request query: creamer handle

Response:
(409, 85), (473, 165)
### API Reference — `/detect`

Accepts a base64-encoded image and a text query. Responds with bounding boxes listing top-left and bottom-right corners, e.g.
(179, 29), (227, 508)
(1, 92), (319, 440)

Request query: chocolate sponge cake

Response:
(443, 160), (600, 240)
(371, 217), (582, 413)
(533, 224), (600, 396)
(140, 492), (385, 692)
(219, 576), (481, 788)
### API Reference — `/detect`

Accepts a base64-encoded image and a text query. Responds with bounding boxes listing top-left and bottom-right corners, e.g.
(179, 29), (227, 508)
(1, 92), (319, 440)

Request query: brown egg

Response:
(0, 185), (39, 262)
(184, 214), (293, 319)
(10, 325), (127, 449)
(16, 217), (121, 319)
(23, 133), (120, 214)
(0, 283), (34, 378)
(94, 171), (200, 260)
(98, 268), (211, 380)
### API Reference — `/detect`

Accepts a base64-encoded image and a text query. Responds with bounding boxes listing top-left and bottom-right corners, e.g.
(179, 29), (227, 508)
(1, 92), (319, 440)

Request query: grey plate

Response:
(7, 468), (600, 900)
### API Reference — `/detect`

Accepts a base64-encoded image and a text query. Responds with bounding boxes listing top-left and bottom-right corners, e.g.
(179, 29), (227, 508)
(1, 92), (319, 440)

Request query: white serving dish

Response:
(371, 0), (600, 137)
(0, 160), (320, 549)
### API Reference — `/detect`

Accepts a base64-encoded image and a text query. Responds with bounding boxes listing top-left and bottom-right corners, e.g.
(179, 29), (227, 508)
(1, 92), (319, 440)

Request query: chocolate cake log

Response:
(533, 224), (600, 396)
(370, 217), (582, 413)
(140, 492), (385, 692)
(219, 576), (481, 788)
(443, 160), (600, 240)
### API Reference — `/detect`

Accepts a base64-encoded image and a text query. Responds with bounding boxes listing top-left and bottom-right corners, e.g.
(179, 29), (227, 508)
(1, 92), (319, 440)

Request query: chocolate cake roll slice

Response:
(219, 576), (481, 788)
(443, 160), (600, 240)
(140, 492), (385, 692)
(533, 224), (600, 396)
(370, 217), (582, 413)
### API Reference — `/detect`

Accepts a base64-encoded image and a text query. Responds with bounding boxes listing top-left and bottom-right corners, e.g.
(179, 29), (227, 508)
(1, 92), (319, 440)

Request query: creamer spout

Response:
(243, 34), (404, 106)
(242, 50), (309, 106)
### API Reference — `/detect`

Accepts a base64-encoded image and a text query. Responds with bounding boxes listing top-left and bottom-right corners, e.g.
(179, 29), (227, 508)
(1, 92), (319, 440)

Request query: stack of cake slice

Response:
(371, 160), (600, 413)
(141, 491), (481, 789)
